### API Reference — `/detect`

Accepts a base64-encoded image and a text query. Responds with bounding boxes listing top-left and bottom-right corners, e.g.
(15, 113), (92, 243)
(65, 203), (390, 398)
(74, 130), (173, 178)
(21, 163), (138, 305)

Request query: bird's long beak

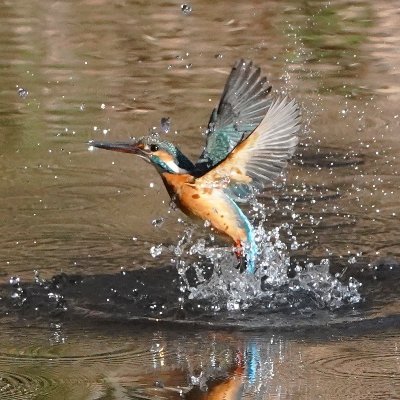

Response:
(88, 140), (142, 154)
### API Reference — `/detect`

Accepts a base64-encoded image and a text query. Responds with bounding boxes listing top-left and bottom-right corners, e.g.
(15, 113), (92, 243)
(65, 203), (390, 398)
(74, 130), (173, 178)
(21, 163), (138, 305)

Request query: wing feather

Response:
(195, 60), (273, 171)
(196, 97), (301, 194)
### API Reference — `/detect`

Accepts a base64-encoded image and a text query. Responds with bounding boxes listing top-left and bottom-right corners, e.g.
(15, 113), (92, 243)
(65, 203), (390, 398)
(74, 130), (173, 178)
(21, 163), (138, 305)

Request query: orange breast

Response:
(161, 173), (247, 245)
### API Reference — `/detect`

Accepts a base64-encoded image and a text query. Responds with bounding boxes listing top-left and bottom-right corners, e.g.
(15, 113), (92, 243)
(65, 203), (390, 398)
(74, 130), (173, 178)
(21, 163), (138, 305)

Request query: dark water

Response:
(1, 0), (400, 398)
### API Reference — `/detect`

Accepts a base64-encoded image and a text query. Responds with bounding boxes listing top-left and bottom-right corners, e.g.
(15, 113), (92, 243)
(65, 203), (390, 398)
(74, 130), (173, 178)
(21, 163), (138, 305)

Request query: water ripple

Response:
(307, 337), (400, 381)
(0, 370), (57, 400)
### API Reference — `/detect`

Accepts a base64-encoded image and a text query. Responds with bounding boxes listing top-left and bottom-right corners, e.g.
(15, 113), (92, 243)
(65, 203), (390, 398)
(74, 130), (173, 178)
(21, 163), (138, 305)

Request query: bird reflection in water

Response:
(184, 351), (245, 399)
(158, 343), (260, 399)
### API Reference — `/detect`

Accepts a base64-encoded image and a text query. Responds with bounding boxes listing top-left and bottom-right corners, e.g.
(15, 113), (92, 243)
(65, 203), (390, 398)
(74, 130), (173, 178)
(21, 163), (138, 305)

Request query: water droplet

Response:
(226, 301), (240, 311)
(34, 269), (45, 286)
(160, 117), (170, 133)
(290, 239), (299, 250)
(9, 276), (20, 286)
(17, 87), (29, 98)
(9, 275), (27, 305)
(150, 244), (163, 257)
(152, 217), (164, 228)
(181, 3), (192, 15)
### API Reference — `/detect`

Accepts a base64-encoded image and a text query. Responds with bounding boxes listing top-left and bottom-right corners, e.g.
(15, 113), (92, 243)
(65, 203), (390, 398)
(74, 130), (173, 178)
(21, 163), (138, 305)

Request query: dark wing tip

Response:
(198, 59), (274, 170)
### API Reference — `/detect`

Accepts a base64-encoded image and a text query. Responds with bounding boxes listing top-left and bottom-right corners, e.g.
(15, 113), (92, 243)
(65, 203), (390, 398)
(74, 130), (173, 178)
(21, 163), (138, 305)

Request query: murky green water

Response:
(0, 0), (399, 398)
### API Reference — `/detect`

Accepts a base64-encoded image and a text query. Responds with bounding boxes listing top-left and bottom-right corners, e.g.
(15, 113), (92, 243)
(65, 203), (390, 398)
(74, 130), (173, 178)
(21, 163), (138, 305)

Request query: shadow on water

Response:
(2, 253), (399, 333)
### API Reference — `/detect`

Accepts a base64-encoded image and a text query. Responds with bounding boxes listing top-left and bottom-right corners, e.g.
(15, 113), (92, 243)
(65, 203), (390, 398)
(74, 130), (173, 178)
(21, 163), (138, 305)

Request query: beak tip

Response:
(86, 140), (139, 154)
(87, 140), (97, 152)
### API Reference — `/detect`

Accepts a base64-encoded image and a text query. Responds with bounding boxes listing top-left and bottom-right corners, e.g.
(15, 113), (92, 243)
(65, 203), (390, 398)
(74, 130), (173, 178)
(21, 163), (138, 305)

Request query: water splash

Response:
(171, 198), (361, 313)
(9, 276), (27, 306)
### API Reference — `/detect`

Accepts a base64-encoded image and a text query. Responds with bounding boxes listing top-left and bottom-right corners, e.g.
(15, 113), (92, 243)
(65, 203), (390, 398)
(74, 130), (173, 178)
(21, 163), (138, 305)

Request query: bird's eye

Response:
(149, 144), (159, 152)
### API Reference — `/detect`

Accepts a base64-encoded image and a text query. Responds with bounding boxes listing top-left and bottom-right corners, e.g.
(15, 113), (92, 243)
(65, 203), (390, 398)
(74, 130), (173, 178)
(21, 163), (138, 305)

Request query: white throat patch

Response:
(165, 159), (188, 174)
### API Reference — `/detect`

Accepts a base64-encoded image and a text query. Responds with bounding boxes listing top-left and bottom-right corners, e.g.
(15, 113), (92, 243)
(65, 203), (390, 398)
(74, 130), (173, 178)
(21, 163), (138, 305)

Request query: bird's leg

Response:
(234, 241), (243, 259)
(234, 240), (247, 273)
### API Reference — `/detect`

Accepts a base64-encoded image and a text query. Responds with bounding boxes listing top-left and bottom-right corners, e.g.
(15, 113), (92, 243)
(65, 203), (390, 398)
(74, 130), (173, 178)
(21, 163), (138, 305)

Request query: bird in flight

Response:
(90, 60), (301, 273)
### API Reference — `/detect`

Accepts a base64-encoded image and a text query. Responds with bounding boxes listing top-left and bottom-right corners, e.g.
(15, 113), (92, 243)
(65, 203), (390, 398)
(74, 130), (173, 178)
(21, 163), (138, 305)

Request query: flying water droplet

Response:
(9, 275), (26, 305)
(150, 244), (163, 257)
(181, 3), (192, 15)
(17, 87), (29, 98)
(34, 269), (45, 286)
(291, 239), (299, 250)
(152, 217), (164, 228)
(160, 117), (170, 133)
(9, 276), (20, 286)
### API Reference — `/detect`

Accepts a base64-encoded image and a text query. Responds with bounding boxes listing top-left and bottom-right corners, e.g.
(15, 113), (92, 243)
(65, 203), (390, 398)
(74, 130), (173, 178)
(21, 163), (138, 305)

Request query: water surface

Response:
(0, 0), (399, 398)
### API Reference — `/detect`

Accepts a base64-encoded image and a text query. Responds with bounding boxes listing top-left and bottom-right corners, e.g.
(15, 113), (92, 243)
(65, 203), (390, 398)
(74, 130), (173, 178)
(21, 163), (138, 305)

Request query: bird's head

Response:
(89, 136), (194, 174)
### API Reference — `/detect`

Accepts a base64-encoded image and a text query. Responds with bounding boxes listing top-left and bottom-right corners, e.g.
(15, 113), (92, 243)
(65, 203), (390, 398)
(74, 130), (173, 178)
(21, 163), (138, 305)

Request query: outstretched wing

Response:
(196, 97), (300, 200)
(195, 60), (273, 172)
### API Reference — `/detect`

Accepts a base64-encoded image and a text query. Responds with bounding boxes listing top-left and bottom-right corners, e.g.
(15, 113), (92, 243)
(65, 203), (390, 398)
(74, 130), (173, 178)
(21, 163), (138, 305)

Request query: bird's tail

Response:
(228, 197), (258, 273)
(244, 235), (258, 274)
(233, 224), (258, 274)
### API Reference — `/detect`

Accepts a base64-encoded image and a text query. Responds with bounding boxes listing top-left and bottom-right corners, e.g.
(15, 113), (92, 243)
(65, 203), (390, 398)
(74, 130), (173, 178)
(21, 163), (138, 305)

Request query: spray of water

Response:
(166, 197), (361, 313)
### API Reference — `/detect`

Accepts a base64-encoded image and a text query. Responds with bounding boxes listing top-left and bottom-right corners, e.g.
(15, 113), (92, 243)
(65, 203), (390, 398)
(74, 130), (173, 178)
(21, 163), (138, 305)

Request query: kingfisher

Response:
(89, 60), (300, 273)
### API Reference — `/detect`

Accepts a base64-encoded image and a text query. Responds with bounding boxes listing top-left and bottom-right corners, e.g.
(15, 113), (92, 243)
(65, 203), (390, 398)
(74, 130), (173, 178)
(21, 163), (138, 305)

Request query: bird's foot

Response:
(235, 258), (247, 273)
